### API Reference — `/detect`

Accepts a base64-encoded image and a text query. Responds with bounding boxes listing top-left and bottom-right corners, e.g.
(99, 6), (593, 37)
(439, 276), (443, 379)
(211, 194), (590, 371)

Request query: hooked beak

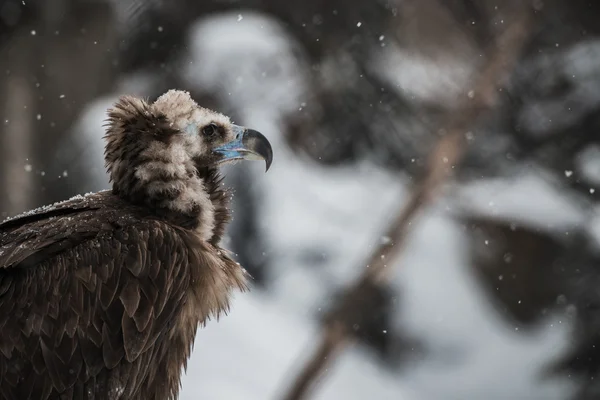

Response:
(213, 125), (273, 171)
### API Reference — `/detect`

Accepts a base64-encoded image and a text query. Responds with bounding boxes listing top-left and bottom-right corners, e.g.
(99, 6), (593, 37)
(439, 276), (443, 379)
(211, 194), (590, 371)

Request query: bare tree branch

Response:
(280, 7), (535, 400)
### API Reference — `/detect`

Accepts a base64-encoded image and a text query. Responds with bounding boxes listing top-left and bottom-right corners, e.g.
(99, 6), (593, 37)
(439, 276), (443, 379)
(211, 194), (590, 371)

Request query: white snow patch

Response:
(181, 293), (416, 400)
(455, 171), (585, 232)
(372, 43), (475, 105)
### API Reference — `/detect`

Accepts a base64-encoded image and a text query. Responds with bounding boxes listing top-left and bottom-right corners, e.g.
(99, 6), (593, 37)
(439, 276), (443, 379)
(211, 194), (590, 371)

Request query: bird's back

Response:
(0, 191), (198, 400)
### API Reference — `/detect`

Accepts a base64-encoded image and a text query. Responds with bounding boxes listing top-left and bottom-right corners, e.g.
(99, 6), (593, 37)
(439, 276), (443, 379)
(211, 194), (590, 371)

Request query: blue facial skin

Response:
(188, 123), (272, 170)
(212, 125), (253, 163)
(185, 123), (246, 161)
(185, 123), (198, 136)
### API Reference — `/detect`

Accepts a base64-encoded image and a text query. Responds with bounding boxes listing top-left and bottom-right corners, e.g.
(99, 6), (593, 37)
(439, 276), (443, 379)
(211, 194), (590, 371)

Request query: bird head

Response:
(151, 89), (273, 172)
(103, 89), (274, 222)
(104, 90), (273, 195)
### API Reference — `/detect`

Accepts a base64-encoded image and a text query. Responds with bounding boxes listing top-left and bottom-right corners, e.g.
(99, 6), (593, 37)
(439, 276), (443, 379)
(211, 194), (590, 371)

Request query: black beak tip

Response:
(264, 143), (273, 172)
(265, 155), (273, 172)
(244, 129), (273, 173)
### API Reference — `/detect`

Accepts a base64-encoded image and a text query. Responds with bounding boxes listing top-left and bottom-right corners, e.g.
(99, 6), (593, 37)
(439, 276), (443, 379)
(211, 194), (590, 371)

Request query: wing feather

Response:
(0, 194), (193, 399)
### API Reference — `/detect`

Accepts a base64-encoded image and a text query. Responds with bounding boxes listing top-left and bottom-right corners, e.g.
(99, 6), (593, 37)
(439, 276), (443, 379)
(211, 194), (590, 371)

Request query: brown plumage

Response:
(0, 90), (273, 400)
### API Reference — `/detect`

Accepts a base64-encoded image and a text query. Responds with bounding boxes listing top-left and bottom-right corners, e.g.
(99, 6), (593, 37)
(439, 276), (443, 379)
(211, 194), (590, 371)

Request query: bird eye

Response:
(202, 123), (218, 137)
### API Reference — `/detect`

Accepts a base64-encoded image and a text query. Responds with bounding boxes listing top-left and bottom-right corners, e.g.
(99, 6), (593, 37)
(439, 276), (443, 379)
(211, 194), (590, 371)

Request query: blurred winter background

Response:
(3, 0), (600, 399)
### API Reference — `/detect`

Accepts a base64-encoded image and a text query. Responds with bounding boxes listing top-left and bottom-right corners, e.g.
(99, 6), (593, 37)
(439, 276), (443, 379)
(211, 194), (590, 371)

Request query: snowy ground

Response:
(69, 11), (579, 400)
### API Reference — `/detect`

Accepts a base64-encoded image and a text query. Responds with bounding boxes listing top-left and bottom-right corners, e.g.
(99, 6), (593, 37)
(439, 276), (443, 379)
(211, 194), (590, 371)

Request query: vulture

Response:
(0, 90), (273, 400)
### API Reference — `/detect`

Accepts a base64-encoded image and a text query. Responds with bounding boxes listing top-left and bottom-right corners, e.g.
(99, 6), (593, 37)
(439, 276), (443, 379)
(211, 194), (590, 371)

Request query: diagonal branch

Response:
(280, 7), (535, 400)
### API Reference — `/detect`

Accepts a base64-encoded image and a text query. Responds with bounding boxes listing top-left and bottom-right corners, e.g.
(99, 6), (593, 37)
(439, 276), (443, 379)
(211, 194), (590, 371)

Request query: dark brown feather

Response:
(0, 191), (245, 399)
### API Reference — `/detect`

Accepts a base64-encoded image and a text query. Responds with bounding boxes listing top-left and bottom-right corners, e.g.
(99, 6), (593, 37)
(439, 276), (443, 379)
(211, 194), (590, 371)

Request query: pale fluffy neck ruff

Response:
(105, 93), (217, 242)
(134, 141), (216, 242)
